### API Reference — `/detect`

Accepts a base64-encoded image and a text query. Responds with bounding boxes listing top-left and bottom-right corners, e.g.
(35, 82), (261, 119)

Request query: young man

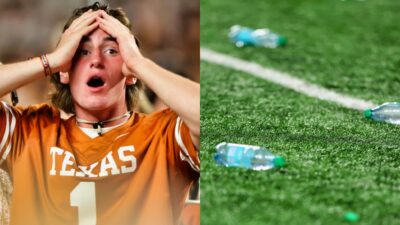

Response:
(0, 3), (199, 225)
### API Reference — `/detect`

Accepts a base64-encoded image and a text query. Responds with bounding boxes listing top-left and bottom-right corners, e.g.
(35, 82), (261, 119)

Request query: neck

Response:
(74, 104), (131, 128)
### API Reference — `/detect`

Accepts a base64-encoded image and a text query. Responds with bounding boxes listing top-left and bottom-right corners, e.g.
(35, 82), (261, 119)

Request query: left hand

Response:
(97, 11), (144, 77)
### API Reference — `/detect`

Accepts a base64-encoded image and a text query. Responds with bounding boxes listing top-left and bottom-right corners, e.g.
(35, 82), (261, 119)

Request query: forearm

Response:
(0, 58), (46, 98)
(134, 59), (200, 137)
(0, 10), (103, 99)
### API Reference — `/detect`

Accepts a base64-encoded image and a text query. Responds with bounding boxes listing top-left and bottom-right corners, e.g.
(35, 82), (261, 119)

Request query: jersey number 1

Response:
(70, 182), (97, 225)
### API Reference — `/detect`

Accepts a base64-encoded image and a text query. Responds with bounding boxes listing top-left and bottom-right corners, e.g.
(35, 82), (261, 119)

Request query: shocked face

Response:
(63, 28), (133, 114)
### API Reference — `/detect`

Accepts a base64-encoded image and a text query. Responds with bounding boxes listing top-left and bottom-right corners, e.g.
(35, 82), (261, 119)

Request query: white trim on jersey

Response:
(0, 102), (11, 156)
(0, 101), (16, 164)
(185, 199), (200, 204)
(174, 117), (200, 172)
(2, 103), (16, 162)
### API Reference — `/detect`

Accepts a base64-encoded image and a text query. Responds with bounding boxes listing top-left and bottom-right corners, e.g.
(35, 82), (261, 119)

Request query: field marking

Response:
(201, 48), (375, 111)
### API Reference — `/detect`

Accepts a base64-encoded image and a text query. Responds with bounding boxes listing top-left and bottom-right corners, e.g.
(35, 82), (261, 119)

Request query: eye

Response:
(105, 48), (118, 55)
(78, 49), (90, 56)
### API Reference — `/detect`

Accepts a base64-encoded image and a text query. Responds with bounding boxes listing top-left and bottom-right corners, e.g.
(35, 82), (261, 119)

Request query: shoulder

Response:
(134, 108), (177, 131)
(1, 101), (60, 119)
(17, 103), (61, 119)
(140, 108), (177, 123)
(0, 102), (62, 138)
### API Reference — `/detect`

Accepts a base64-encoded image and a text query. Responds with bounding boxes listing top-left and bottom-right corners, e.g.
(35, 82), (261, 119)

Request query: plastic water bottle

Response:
(228, 25), (287, 48)
(214, 142), (285, 170)
(364, 102), (400, 125)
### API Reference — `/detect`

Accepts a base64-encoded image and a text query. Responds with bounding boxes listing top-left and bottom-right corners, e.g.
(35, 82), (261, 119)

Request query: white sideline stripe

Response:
(200, 48), (375, 111)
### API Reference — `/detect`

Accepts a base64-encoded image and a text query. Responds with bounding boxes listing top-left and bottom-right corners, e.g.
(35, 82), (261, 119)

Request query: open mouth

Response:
(87, 76), (105, 88)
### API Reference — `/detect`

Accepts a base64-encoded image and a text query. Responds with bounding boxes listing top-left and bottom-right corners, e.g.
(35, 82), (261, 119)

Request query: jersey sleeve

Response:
(0, 101), (59, 173)
(150, 109), (200, 175)
(174, 117), (200, 173)
(0, 101), (21, 171)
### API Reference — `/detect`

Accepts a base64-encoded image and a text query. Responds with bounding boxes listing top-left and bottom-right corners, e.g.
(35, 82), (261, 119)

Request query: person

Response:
(0, 2), (199, 225)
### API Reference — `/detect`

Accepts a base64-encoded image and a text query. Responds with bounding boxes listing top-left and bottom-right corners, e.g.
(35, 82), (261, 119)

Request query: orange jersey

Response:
(179, 201), (200, 225)
(0, 101), (200, 225)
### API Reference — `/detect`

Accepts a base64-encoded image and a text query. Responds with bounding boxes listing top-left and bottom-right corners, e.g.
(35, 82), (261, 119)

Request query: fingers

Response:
(68, 10), (101, 33)
(68, 9), (93, 29)
(73, 13), (99, 32)
(99, 10), (120, 24)
(97, 11), (132, 40)
(99, 11), (130, 31)
(80, 21), (100, 36)
(97, 16), (114, 36)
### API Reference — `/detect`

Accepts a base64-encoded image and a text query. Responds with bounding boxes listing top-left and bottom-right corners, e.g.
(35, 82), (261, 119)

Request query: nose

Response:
(90, 50), (104, 69)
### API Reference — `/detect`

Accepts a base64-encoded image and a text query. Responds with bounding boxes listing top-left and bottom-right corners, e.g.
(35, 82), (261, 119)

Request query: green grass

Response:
(200, 62), (400, 225)
(200, 1), (400, 224)
(201, 0), (400, 104)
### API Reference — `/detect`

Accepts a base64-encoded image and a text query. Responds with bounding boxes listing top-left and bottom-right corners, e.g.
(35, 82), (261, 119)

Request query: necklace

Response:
(76, 111), (132, 136)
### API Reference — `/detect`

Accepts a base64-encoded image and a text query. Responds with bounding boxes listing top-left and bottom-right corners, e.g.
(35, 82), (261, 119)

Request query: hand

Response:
(49, 10), (100, 73)
(97, 11), (144, 78)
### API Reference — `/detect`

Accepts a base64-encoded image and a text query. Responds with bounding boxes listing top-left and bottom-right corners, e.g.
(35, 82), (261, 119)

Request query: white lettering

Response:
(49, 145), (137, 177)
(50, 147), (64, 176)
(76, 162), (99, 178)
(60, 151), (76, 176)
(118, 146), (137, 174)
(99, 152), (121, 177)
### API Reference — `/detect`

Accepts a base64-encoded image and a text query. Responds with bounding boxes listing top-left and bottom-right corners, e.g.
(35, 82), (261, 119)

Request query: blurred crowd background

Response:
(0, 0), (199, 224)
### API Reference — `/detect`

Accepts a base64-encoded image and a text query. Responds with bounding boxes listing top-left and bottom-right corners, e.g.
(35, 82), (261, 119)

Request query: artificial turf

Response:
(200, 0), (400, 224)
(201, 0), (400, 105)
(200, 62), (400, 225)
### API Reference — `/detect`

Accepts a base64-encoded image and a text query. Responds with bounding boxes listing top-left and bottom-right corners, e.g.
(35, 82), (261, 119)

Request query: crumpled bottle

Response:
(228, 25), (287, 48)
(214, 142), (285, 170)
(364, 102), (400, 125)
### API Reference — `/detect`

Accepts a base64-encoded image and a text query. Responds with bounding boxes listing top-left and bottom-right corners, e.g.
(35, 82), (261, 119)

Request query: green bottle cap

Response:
(364, 109), (372, 119)
(278, 36), (287, 46)
(273, 156), (285, 168)
(344, 211), (359, 222)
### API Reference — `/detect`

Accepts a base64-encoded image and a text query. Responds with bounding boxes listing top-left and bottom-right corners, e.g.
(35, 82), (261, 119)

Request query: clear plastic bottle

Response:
(214, 142), (285, 170)
(228, 25), (287, 48)
(364, 102), (400, 125)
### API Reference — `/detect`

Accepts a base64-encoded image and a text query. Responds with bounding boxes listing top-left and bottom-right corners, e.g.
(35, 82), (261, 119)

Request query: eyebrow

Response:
(81, 35), (117, 44)
(81, 36), (90, 43)
(104, 36), (117, 43)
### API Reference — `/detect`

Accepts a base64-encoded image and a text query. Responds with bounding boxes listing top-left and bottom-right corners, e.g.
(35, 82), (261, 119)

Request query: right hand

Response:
(48, 9), (100, 73)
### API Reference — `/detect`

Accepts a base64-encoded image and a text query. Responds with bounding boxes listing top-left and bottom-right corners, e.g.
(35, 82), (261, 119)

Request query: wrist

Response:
(46, 52), (62, 73)
(39, 55), (52, 77)
(126, 57), (148, 78)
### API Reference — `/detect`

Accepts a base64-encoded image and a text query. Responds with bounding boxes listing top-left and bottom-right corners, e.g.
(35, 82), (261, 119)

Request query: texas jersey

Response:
(0, 101), (200, 225)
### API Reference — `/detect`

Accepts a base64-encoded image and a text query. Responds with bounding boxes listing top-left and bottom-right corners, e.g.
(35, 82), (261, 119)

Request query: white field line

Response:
(200, 48), (375, 111)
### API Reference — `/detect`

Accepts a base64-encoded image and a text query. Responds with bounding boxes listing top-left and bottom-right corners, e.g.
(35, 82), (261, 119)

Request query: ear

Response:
(125, 76), (137, 85)
(60, 72), (70, 84)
